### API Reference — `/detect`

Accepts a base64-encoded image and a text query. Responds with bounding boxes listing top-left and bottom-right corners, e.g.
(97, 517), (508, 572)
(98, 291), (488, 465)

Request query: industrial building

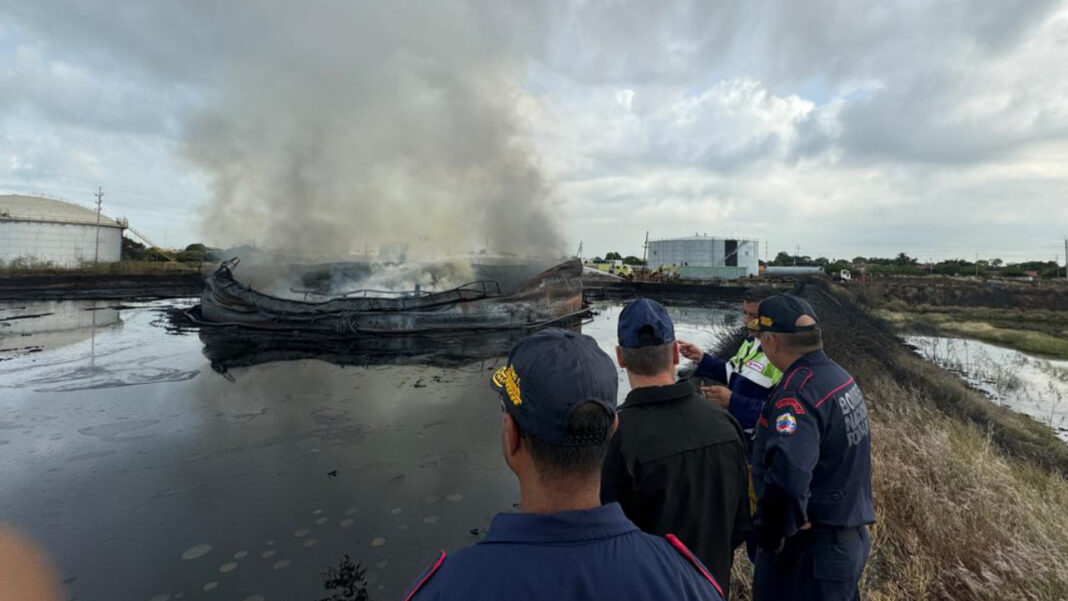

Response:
(0, 194), (126, 267)
(646, 235), (760, 279)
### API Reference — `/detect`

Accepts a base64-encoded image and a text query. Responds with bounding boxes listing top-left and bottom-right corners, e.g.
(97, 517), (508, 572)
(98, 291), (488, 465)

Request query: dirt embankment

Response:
(584, 281), (788, 305)
(0, 272), (205, 301)
(724, 279), (1068, 601)
(852, 276), (1068, 311)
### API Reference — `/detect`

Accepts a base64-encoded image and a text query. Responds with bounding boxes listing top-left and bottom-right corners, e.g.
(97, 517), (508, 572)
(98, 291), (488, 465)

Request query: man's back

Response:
(404, 504), (724, 601)
(601, 381), (751, 588)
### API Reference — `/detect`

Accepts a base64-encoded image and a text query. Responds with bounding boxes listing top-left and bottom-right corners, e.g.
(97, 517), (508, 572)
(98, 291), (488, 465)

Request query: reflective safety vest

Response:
(728, 338), (783, 391)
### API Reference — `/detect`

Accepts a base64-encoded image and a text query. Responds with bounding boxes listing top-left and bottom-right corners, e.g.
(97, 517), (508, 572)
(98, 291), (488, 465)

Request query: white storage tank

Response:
(0, 194), (126, 267)
(646, 235), (759, 278)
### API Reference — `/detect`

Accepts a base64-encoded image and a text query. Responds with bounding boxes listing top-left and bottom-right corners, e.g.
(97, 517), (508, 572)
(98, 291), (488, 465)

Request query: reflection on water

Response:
(0, 298), (737, 601)
(906, 335), (1068, 441)
(0, 300), (122, 358)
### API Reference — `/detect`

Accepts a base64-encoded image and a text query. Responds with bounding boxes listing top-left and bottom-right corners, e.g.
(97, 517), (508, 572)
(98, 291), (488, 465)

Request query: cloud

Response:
(1, 0), (1066, 262)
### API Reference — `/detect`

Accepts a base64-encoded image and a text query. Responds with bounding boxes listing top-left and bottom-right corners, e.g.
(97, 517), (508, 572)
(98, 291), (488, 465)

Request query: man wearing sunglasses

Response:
(402, 328), (726, 601)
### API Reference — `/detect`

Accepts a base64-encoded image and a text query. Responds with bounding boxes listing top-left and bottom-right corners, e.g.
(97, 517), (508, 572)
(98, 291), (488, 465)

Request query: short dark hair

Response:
(521, 402), (614, 480)
(619, 340), (674, 376)
(744, 287), (777, 304)
(773, 327), (823, 350)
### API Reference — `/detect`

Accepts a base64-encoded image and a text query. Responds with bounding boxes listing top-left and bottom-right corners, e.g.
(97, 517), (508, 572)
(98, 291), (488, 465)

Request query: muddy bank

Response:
(0, 272), (205, 301)
(585, 281), (780, 304)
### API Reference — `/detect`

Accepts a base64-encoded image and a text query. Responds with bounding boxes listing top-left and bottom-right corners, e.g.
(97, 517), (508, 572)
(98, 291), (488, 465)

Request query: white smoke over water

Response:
(183, 1), (565, 261)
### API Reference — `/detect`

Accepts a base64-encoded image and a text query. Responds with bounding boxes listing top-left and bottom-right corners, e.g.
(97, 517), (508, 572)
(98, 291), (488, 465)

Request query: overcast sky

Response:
(2, 1), (1067, 262)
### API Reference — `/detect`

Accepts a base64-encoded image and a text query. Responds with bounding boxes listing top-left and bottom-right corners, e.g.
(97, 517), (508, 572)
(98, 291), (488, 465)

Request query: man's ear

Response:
(610, 412), (619, 437)
(502, 412), (522, 458)
(672, 341), (680, 366)
(615, 345), (626, 369)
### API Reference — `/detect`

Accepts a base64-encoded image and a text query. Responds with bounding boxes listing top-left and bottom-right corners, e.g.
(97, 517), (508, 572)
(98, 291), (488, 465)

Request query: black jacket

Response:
(601, 380), (752, 590)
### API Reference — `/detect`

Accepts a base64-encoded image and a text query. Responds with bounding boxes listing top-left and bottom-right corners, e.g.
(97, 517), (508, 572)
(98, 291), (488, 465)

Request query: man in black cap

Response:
(601, 298), (751, 591)
(403, 328), (726, 601)
(748, 295), (874, 601)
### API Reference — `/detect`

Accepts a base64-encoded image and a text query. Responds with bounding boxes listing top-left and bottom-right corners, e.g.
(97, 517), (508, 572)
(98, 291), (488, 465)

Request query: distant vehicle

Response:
(834, 269), (852, 282)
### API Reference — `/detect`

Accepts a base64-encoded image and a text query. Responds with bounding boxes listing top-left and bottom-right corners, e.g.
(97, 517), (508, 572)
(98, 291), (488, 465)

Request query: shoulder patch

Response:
(403, 550), (446, 601)
(775, 413), (798, 435)
(665, 534), (724, 598)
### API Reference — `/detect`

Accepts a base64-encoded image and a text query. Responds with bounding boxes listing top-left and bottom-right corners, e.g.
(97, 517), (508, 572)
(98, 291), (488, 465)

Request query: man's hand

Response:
(701, 385), (732, 408)
(678, 341), (705, 363)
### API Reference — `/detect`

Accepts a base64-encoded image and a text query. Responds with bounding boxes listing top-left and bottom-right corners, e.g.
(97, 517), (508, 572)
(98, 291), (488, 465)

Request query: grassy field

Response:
(877, 307), (1068, 360)
(727, 281), (1068, 600)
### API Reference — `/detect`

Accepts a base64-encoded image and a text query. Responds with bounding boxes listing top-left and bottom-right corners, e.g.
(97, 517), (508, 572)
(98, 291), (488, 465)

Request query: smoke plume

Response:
(183, 1), (564, 259)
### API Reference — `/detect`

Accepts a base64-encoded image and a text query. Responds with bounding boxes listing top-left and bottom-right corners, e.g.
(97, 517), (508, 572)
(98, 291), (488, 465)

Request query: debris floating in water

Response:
(180, 544), (212, 560)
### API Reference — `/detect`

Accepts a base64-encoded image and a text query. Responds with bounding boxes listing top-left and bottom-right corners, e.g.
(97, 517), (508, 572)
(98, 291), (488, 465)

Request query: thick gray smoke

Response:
(183, 1), (564, 259)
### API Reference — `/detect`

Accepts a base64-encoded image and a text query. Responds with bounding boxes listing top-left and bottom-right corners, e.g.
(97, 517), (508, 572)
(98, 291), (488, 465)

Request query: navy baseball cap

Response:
(749, 294), (819, 333)
(618, 298), (675, 348)
(490, 328), (618, 446)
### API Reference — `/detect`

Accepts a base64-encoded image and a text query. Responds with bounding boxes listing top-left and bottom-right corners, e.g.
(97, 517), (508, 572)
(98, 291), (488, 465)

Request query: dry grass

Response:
(725, 281), (1068, 600)
(877, 308), (1068, 360)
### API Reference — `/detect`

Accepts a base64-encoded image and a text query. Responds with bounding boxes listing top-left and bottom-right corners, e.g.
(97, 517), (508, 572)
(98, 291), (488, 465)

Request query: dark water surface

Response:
(0, 299), (735, 601)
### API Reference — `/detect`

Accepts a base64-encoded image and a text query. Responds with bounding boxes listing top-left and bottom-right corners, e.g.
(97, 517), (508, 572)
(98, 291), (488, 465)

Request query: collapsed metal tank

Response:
(191, 257), (586, 334)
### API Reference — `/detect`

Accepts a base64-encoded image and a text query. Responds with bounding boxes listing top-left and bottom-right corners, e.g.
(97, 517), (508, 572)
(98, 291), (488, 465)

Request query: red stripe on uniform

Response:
(782, 368), (801, 389)
(814, 377), (855, 408)
(666, 534), (724, 597)
(403, 550), (447, 601)
(758, 416), (769, 428)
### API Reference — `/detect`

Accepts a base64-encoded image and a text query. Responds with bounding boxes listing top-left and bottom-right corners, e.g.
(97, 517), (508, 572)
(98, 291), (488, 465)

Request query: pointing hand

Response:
(678, 341), (705, 363)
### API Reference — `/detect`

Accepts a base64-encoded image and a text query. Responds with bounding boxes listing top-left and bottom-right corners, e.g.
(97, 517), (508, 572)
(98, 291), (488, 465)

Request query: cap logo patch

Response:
(775, 413), (798, 435)
(493, 365), (523, 406)
(759, 316), (773, 327)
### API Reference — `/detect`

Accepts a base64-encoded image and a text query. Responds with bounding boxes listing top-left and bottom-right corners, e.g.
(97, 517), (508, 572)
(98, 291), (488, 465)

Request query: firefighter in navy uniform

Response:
(402, 328), (726, 601)
(748, 295), (874, 601)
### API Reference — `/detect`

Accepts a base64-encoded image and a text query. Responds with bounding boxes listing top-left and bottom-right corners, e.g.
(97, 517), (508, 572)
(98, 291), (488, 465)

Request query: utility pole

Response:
(641, 231), (649, 267)
(93, 187), (103, 263)
(795, 244), (800, 266)
(975, 253), (979, 277)
(1064, 238), (1067, 279)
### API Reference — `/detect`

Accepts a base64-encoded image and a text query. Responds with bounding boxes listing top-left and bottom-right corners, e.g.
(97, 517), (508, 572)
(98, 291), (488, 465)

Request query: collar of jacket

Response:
(621, 380), (695, 408)
(479, 502), (638, 544)
(783, 348), (829, 373)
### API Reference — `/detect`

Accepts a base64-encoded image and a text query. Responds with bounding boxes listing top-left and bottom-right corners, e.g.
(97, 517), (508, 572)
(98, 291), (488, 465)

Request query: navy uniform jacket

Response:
(402, 503), (725, 601)
(752, 350), (874, 542)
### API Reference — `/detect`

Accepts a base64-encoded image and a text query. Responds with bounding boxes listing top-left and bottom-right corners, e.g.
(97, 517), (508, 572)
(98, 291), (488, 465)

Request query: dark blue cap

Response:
(749, 294), (819, 333)
(490, 328), (618, 446)
(617, 298), (676, 348)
